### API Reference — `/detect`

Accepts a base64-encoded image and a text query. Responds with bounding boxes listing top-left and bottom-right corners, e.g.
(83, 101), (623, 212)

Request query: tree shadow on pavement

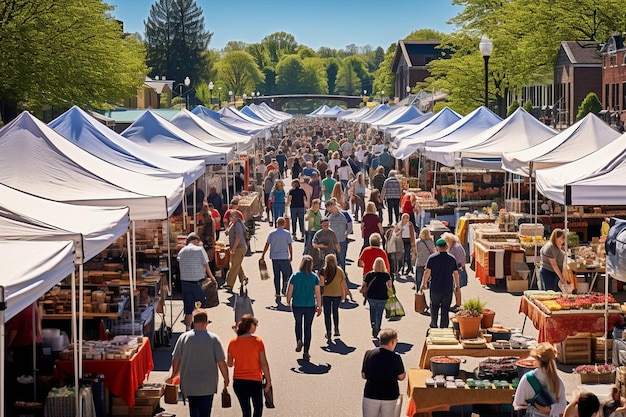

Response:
(321, 339), (357, 355)
(291, 361), (332, 374)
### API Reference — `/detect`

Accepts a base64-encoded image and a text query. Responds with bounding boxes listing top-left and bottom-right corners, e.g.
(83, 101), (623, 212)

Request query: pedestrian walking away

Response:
(227, 314), (272, 417)
(362, 257), (392, 338)
(420, 238), (459, 329)
(318, 253), (349, 340)
(261, 217), (293, 303)
(166, 309), (229, 417)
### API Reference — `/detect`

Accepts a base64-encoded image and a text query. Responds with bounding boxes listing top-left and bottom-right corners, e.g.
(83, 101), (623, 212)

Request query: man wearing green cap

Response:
(420, 238), (459, 328)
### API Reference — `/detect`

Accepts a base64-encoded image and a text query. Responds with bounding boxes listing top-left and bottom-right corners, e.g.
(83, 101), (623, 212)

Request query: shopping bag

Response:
(221, 388), (232, 408)
(259, 258), (270, 280)
(215, 249), (230, 269)
(202, 281), (219, 308)
(385, 294), (406, 318)
(234, 285), (254, 322)
(263, 376), (275, 408)
(414, 291), (427, 313)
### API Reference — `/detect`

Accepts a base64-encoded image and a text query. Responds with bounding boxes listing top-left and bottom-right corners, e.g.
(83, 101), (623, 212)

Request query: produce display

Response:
(58, 335), (143, 360)
(524, 291), (619, 314)
(476, 357), (519, 382)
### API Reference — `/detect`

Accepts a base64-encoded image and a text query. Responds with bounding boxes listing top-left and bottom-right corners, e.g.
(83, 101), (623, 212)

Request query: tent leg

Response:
(0, 286), (6, 417)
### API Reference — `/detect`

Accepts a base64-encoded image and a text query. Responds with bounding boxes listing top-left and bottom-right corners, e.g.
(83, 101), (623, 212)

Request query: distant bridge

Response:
(251, 94), (365, 111)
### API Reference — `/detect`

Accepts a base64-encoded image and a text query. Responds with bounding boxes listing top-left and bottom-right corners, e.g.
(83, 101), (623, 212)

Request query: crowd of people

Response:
(167, 116), (583, 417)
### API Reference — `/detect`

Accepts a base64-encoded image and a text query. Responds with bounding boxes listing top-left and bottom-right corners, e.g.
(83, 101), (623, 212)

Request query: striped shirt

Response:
(177, 244), (209, 282)
(381, 177), (401, 200)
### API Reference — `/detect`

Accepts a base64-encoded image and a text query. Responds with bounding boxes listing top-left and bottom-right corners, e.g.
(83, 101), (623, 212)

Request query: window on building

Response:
(613, 83), (620, 110)
(622, 53), (626, 65)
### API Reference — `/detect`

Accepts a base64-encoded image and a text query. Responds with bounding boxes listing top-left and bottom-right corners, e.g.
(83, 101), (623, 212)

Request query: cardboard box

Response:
(506, 276), (528, 293)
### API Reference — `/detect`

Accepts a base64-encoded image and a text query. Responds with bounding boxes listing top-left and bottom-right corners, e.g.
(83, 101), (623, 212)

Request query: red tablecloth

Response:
(54, 338), (154, 407)
(519, 297), (622, 344)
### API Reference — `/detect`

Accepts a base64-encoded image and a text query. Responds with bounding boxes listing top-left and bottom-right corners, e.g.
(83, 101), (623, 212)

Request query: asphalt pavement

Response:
(150, 209), (588, 417)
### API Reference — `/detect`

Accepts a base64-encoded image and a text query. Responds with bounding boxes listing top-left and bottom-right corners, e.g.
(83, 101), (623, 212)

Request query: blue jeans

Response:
(272, 259), (292, 296)
(368, 298), (387, 331)
(292, 306), (315, 354)
(415, 266), (426, 289)
(304, 230), (317, 255)
(273, 203), (285, 220)
(187, 394), (214, 417)
(430, 291), (453, 328)
(323, 296), (341, 332)
(540, 268), (559, 291)
(290, 207), (306, 236)
(386, 199), (400, 224)
(338, 240), (348, 271)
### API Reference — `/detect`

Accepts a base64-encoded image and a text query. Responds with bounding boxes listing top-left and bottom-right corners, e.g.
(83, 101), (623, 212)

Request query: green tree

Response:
(576, 92), (602, 120)
(0, 0), (147, 120)
(246, 43), (270, 69)
(262, 67), (277, 95)
(326, 59), (341, 95)
(334, 62), (361, 95)
(523, 99), (534, 114)
(372, 44), (397, 100)
(298, 46), (317, 59)
(405, 29), (445, 41)
(275, 55), (305, 93)
(145, 0), (212, 86)
(302, 58), (327, 94)
(223, 40), (247, 53)
(262, 32), (298, 64)
(216, 51), (264, 96)
(317, 47), (338, 58)
(507, 100), (520, 117)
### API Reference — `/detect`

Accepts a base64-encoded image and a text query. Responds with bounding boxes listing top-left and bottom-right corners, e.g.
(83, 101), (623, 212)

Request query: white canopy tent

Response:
(423, 108), (557, 169)
(535, 131), (626, 205)
(192, 106), (268, 138)
(121, 111), (232, 165)
(173, 109), (257, 150)
(370, 106), (423, 129)
(251, 103), (292, 121)
(502, 112), (621, 177)
(308, 104), (331, 116)
(392, 107), (463, 159)
(49, 106), (205, 188)
(353, 104), (393, 124)
(338, 106), (371, 121)
(0, 112), (183, 220)
(218, 106), (277, 130)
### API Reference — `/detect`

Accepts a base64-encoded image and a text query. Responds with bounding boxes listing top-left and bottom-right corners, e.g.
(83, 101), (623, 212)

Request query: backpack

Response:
(525, 371), (554, 407)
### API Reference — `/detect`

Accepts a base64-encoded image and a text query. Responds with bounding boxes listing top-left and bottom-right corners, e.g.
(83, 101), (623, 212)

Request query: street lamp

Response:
(208, 81), (214, 107)
(242, 93), (247, 104)
(479, 35), (493, 108)
(406, 85), (411, 99)
(228, 90), (233, 107)
(218, 87), (222, 109)
(381, 90), (385, 104)
(175, 76), (192, 110)
(250, 92), (255, 104)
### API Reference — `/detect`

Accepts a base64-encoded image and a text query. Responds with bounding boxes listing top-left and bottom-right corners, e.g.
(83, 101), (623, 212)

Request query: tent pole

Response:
(78, 264), (84, 379)
(70, 269), (80, 415)
(605, 269), (609, 364)
(193, 180), (197, 232)
(0, 286), (6, 417)
(167, 219), (174, 329)
(131, 222), (136, 336)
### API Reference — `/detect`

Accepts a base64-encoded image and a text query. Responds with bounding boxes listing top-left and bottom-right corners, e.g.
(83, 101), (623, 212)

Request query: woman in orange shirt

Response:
(227, 314), (272, 417)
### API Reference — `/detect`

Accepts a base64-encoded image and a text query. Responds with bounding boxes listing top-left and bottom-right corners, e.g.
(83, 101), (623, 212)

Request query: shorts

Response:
(182, 281), (205, 314)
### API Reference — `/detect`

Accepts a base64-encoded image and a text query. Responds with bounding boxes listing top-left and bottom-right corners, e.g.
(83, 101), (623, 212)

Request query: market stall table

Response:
(418, 341), (530, 370)
(54, 338), (154, 407)
(518, 296), (622, 344)
(406, 369), (516, 417)
(237, 191), (261, 219)
(567, 261), (606, 293)
(473, 242), (524, 285)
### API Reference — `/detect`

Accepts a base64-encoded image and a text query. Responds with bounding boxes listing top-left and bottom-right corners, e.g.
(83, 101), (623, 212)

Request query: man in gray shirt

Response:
(324, 200), (349, 270)
(312, 217), (340, 270)
(167, 309), (229, 417)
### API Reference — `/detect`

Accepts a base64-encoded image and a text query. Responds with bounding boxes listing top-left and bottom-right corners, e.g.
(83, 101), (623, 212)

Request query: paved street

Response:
(147, 210), (590, 417)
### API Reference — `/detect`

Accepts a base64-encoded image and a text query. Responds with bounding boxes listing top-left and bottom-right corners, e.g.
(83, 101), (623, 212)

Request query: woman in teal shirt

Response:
(269, 180), (286, 220)
(286, 255), (321, 361)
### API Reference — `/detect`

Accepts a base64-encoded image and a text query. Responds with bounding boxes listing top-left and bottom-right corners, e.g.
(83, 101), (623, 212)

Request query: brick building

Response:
(391, 40), (444, 101)
(600, 34), (626, 127)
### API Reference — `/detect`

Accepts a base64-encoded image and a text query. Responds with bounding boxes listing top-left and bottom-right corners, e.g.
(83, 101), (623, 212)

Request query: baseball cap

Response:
(436, 238), (447, 247)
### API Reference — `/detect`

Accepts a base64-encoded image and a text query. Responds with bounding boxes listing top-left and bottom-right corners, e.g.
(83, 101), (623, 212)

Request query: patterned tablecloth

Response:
(518, 296), (622, 343)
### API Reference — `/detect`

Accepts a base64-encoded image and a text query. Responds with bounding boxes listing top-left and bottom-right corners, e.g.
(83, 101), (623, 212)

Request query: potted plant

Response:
(574, 364), (616, 384)
(456, 298), (484, 339)
(481, 308), (496, 329)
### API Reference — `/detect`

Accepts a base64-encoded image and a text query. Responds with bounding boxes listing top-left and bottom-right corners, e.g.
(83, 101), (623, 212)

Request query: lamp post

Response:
(479, 35), (493, 108)
(228, 90), (233, 107)
(242, 93), (247, 105)
(218, 87), (222, 109)
(175, 76), (192, 110)
(250, 92), (255, 104)
(208, 81), (214, 107)
(406, 85), (411, 99)
(381, 90), (385, 104)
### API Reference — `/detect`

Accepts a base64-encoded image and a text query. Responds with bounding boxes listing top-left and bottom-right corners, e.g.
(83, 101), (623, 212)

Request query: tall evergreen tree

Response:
(145, 0), (212, 86)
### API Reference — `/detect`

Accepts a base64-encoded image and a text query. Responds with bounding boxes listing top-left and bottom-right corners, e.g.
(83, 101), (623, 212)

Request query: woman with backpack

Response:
(513, 342), (567, 417)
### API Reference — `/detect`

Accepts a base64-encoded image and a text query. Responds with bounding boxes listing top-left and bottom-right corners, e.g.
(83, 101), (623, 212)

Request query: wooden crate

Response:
(506, 276), (528, 293)
(557, 333), (592, 364)
(593, 337), (613, 363)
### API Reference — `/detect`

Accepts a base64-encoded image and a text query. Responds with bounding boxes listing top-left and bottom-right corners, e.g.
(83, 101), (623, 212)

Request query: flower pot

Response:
(456, 314), (483, 339)
(481, 309), (495, 329)
(579, 372), (616, 384)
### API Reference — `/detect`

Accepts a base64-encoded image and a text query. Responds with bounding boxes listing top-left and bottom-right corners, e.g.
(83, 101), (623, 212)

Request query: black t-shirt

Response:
(288, 187), (307, 208)
(426, 251), (458, 294)
(364, 271), (390, 300)
(362, 348), (405, 400)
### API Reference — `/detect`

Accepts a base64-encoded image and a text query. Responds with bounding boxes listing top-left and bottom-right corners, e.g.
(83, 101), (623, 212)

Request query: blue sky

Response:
(105, 0), (462, 50)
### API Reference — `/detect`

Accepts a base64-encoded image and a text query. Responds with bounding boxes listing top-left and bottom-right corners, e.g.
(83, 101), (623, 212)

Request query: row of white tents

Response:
(0, 102), (292, 417)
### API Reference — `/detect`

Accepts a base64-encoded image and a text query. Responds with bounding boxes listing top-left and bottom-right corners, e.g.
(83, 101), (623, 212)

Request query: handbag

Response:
(360, 275), (377, 305)
(263, 376), (275, 408)
(202, 281), (219, 308)
(414, 291), (427, 313)
(385, 293), (406, 318)
(234, 285), (254, 322)
(221, 388), (232, 408)
(215, 248), (230, 269)
(259, 258), (270, 280)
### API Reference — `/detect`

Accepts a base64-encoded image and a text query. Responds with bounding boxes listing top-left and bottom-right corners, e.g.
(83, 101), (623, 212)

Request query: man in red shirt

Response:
(358, 233), (390, 276)
(400, 191), (418, 231)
